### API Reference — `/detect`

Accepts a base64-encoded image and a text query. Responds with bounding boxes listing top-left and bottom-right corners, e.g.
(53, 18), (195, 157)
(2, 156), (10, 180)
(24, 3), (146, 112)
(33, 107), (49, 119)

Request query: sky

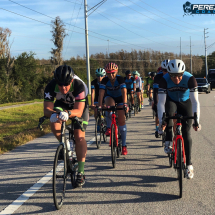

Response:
(1, 0), (215, 60)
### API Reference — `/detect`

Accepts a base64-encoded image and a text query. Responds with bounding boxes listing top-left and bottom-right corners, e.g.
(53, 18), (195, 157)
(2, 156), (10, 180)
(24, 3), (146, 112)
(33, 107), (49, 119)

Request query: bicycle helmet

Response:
(133, 71), (138, 75)
(54, 65), (74, 86)
(105, 62), (118, 73)
(157, 67), (162, 73)
(95, 68), (106, 76)
(150, 72), (156, 77)
(148, 72), (151, 76)
(137, 72), (140, 77)
(167, 59), (185, 74)
(125, 70), (131, 75)
(161, 59), (170, 69)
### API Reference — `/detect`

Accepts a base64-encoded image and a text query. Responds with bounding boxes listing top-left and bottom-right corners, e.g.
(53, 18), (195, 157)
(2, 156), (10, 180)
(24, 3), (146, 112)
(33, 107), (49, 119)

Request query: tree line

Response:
(0, 16), (211, 104)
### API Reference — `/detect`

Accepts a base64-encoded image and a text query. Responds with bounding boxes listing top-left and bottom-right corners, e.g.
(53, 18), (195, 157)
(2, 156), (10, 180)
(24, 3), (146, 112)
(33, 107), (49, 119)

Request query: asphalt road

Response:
(0, 92), (214, 215)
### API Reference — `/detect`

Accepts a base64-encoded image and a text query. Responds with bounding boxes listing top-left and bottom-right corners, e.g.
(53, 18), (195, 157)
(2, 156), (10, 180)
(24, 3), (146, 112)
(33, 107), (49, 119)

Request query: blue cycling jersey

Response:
(160, 71), (192, 102)
(100, 75), (126, 97)
(124, 77), (136, 90)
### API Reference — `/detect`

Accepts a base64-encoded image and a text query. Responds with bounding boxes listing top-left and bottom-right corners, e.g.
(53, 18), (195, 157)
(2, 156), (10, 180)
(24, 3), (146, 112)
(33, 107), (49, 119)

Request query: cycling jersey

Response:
(44, 74), (88, 107)
(153, 71), (164, 105)
(91, 78), (100, 102)
(135, 76), (142, 89)
(147, 77), (153, 88)
(158, 71), (200, 124)
(124, 77), (136, 90)
(100, 75), (126, 98)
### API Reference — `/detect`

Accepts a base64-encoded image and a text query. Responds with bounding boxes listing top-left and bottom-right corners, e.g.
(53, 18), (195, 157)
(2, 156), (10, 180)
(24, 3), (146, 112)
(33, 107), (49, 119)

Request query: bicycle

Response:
(101, 105), (126, 168)
(134, 93), (139, 116)
(127, 93), (132, 119)
(162, 112), (198, 198)
(38, 115), (84, 210)
(95, 108), (107, 149)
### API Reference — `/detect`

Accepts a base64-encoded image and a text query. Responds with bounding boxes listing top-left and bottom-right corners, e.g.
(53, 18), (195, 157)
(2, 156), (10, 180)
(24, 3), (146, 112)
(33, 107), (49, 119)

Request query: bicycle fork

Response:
(110, 114), (118, 147)
(174, 123), (186, 169)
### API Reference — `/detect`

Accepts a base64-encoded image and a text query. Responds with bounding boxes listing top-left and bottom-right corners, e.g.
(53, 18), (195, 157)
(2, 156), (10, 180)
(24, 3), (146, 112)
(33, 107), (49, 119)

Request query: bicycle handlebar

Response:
(162, 112), (199, 127)
(37, 115), (84, 131)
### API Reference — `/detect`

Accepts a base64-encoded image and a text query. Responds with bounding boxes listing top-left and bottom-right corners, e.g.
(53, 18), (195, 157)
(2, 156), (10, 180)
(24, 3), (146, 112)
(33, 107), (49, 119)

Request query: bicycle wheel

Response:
(101, 117), (107, 143)
(53, 144), (67, 210)
(95, 117), (101, 149)
(117, 128), (121, 158)
(111, 124), (117, 168)
(176, 139), (183, 198)
(70, 159), (78, 188)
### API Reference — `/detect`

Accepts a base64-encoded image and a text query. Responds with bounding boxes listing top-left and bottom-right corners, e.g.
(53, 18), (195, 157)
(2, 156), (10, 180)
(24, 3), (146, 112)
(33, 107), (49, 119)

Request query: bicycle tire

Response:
(111, 124), (117, 168)
(101, 117), (107, 143)
(117, 128), (121, 158)
(53, 144), (67, 210)
(177, 138), (183, 198)
(95, 117), (100, 149)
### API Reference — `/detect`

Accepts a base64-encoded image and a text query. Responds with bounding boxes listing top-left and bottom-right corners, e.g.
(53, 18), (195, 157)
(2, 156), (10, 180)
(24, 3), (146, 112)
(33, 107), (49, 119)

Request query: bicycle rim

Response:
(177, 139), (183, 198)
(98, 118), (102, 148)
(53, 144), (67, 210)
(111, 124), (116, 168)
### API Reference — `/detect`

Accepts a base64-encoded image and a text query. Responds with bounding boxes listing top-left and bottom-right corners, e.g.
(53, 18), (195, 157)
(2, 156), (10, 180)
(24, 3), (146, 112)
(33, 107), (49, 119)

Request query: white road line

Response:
(0, 136), (97, 215)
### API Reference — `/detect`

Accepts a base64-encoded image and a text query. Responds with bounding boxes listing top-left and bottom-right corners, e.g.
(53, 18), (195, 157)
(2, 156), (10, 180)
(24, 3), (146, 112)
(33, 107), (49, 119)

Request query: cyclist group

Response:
(43, 59), (200, 187)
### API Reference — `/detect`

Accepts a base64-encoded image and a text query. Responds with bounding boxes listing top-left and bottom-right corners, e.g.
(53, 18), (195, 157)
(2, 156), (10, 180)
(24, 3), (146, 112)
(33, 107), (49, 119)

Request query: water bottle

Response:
(66, 139), (71, 157)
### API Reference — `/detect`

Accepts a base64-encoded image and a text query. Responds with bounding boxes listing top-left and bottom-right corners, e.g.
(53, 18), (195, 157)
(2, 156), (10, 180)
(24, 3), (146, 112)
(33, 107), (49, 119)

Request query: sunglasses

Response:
(169, 73), (184, 78)
(96, 74), (105, 77)
(58, 83), (70, 87)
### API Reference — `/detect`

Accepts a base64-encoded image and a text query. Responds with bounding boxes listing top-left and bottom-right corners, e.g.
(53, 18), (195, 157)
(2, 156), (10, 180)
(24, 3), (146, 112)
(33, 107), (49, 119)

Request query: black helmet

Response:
(54, 65), (74, 86)
(125, 70), (131, 75)
(150, 72), (156, 77)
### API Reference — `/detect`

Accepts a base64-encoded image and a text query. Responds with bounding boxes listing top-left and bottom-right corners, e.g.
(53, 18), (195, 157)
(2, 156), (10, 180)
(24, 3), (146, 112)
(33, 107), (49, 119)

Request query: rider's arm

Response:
(121, 88), (127, 104)
(153, 75), (159, 105)
(189, 76), (200, 123)
(157, 77), (167, 124)
(98, 89), (105, 107)
(44, 101), (56, 117)
(91, 88), (95, 106)
(98, 77), (107, 106)
(70, 101), (85, 118)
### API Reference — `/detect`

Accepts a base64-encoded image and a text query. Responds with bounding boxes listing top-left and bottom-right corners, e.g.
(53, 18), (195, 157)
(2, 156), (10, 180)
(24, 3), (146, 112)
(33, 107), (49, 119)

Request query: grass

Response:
(0, 103), (51, 154)
(0, 99), (43, 107)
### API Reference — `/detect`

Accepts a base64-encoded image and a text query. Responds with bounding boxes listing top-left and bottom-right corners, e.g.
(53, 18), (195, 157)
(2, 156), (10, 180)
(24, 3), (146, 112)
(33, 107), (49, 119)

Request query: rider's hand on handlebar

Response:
(123, 103), (128, 113)
(59, 111), (69, 122)
(193, 124), (201, 131)
(50, 113), (58, 123)
(97, 106), (102, 114)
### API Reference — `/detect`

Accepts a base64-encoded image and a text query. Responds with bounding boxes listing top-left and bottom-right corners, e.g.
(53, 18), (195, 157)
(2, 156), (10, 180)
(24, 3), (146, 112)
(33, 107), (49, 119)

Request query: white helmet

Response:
(167, 59), (185, 74)
(161, 59), (170, 69)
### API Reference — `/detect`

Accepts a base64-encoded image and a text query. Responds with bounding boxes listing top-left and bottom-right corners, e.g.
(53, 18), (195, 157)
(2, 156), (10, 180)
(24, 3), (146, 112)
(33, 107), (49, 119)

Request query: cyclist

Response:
(153, 60), (169, 138)
(91, 68), (106, 131)
(98, 62), (128, 155)
(147, 72), (155, 103)
(133, 71), (142, 112)
(44, 65), (89, 187)
(140, 76), (144, 108)
(124, 70), (136, 110)
(157, 59), (200, 179)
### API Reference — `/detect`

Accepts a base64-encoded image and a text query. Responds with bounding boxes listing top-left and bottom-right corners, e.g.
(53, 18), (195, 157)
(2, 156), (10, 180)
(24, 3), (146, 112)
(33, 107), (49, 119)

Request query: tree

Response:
(0, 27), (15, 102)
(50, 16), (67, 67)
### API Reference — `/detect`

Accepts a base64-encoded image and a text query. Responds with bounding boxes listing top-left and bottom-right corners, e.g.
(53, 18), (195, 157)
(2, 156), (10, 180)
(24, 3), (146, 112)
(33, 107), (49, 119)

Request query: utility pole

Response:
(190, 36), (192, 74)
(107, 40), (109, 57)
(84, 0), (91, 95)
(204, 28), (209, 78)
(180, 37), (182, 60)
(84, 0), (107, 95)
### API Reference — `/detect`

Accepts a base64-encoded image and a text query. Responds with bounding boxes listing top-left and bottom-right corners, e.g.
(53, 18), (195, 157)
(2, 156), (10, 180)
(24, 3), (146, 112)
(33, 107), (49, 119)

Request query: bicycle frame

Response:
(173, 121), (186, 167)
(110, 112), (118, 147)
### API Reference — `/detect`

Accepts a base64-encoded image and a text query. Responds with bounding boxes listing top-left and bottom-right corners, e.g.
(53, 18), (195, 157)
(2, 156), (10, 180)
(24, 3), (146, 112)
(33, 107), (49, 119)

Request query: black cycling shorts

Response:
(127, 89), (134, 94)
(54, 100), (89, 131)
(136, 88), (141, 92)
(104, 95), (123, 106)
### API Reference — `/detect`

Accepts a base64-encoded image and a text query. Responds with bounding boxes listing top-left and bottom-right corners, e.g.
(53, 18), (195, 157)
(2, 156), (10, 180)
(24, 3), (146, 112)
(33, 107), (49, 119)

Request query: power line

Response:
(115, 0), (202, 37)
(128, 0), (202, 33)
(138, 0), (203, 29)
